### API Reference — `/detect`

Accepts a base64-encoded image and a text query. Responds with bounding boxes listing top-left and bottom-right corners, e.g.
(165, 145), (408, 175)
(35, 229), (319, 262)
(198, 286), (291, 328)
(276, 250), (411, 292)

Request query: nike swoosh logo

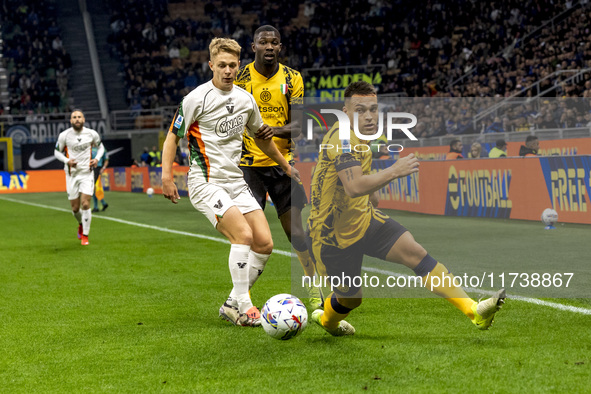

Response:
(107, 147), (125, 156)
(28, 152), (59, 169)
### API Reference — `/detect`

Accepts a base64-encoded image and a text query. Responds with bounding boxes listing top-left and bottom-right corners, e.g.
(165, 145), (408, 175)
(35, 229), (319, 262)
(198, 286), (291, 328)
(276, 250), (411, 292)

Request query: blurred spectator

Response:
(371, 134), (390, 159)
(485, 117), (505, 133)
(488, 139), (508, 158)
(446, 139), (464, 160)
(519, 135), (540, 157)
(468, 142), (482, 158)
(149, 145), (162, 166)
(140, 147), (151, 166)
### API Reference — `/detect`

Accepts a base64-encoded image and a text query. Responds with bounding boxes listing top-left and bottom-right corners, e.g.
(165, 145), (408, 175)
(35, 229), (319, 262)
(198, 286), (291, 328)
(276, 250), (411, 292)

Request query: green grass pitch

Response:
(1, 192), (590, 392)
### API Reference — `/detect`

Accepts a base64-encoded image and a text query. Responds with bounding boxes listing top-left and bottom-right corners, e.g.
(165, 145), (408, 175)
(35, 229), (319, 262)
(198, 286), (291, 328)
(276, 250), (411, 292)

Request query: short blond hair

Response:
(209, 38), (241, 60)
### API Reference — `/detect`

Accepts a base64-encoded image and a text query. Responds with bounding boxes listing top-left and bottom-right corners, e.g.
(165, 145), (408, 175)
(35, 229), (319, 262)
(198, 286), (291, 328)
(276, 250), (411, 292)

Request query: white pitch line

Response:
(2, 196), (590, 315)
(0, 196), (291, 256)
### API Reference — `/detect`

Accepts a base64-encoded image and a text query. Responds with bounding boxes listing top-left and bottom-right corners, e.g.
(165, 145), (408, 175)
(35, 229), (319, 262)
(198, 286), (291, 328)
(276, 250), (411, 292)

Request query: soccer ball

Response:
(541, 208), (558, 226)
(146, 187), (154, 196)
(261, 294), (308, 340)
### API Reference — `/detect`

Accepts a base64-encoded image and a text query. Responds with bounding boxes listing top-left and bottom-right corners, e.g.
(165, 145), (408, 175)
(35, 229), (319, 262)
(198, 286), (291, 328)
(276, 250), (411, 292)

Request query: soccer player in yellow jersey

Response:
(235, 25), (323, 308)
(307, 81), (506, 336)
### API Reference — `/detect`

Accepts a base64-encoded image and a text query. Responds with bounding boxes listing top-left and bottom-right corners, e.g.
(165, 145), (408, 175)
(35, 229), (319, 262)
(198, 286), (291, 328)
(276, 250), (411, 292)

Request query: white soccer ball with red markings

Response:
(541, 208), (558, 226)
(261, 294), (308, 340)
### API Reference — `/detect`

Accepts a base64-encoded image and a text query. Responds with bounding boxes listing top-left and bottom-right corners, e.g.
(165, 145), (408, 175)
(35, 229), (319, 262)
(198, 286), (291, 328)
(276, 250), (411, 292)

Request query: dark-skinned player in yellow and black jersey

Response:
(307, 81), (506, 336)
(234, 25), (323, 309)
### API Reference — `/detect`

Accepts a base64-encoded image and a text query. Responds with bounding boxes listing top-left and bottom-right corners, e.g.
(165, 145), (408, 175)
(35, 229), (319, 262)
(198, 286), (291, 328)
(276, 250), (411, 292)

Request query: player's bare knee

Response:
(408, 241), (428, 266)
(232, 226), (253, 245)
(252, 237), (273, 254)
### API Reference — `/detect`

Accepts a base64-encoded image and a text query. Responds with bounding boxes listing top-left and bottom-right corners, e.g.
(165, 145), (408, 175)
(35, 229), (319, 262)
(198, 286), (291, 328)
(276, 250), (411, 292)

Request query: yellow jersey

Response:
(307, 123), (375, 249)
(234, 62), (304, 167)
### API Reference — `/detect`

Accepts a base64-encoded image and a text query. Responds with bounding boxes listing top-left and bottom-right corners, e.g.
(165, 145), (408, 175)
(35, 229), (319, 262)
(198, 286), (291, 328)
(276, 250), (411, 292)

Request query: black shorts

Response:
(93, 168), (100, 186)
(307, 211), (408, 297)
(240, 165), (308, 217)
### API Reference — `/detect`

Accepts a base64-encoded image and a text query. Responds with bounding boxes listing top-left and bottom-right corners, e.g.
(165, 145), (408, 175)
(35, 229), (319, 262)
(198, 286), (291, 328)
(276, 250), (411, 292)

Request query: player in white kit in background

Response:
(54, 110), (104, 246)
(161, 38), (300, 327)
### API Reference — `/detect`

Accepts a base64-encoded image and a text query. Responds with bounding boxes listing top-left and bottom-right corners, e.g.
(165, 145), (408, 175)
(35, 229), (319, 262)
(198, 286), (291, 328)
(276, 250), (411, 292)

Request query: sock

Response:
(72, 210), (82, 224)
(295, 248), (325, 302)
(92, 195), (98, 210)
(415, 255), (476, 319)
(248, 250), (270, 289)
(81, 209), (92, 236)
(321, 293), (360, 329)
(294, 248), (317, 279)
(228, 244), (252, 313)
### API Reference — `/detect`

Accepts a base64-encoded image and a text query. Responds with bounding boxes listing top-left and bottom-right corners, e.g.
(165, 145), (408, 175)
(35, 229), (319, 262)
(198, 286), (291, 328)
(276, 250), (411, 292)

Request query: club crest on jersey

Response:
(260, 88), (272, 102)
(280, 84), (289, 95)
(215, 115), (245, 138)
(174, 114), (184, 128)
(226, 98), (235, 114)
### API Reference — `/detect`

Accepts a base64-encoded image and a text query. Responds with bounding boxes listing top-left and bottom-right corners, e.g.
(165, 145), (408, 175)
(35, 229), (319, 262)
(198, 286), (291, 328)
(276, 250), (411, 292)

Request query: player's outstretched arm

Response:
(161, 131), (181, 204)
(254, 125), (301, 182)
(337, 154), (419, 198)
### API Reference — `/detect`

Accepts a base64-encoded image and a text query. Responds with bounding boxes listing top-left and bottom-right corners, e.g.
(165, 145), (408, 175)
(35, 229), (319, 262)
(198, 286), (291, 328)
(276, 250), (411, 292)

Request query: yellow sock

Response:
(321, 293), (350, 329)
(294, 249), (316, 278)
(422, 262), (476, 319)
(321, 293), (363, 329)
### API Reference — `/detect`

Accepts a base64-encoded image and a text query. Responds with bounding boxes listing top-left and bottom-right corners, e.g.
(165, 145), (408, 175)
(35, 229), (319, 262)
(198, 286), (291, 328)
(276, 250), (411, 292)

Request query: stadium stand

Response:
(2, 0), (591, 146)
(1, 0), (73, 115)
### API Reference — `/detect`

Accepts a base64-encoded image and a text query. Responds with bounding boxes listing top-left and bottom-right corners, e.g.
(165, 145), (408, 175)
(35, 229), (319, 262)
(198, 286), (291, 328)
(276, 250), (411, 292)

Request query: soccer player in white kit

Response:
(162, 38), (300, 327)
(54, 110), (104, 245)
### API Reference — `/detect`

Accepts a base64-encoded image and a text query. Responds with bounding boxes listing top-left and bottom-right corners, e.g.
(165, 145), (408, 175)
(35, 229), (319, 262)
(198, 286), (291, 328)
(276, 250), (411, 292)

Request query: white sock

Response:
(81, 209), (92, 236)
(72, 210), (82, 224)
(228, 244), (252, 313)
(248, 251), (271, 289)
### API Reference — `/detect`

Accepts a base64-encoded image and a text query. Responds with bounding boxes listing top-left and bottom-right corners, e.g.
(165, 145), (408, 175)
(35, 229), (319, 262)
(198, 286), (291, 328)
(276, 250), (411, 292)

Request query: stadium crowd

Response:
(1, 0), (73, 116)
(3, 0), (591, 136)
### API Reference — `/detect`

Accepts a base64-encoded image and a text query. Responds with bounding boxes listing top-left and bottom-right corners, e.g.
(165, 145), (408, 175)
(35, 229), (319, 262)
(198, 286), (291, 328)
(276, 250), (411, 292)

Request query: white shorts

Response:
(188, 177), (261, 227)
(66, 170), (94, 200)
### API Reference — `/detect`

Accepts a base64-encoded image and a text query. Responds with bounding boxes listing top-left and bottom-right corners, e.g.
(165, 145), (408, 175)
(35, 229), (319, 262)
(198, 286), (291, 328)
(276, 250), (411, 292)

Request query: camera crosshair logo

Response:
(303, 109), (418, 141)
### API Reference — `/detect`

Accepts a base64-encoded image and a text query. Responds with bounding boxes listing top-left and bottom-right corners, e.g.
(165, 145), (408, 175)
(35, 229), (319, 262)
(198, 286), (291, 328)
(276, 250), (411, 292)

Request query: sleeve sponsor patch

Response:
(174, 114), (184, 128)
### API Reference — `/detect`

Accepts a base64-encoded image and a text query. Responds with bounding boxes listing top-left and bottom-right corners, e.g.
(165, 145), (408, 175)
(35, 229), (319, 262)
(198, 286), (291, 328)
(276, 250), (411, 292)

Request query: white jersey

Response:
(169, 80), (263, 183)
(55, 127), (101, 176)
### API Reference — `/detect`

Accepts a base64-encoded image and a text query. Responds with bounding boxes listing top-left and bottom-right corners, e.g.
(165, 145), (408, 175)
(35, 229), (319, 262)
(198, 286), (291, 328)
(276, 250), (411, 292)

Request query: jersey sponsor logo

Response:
(260, 88), (272, 102)
(28, 152), (58, 169)
(174, 114), (184, 128)
(260, 106), (284, 113)
(215, 115), (245, 138)
(226, 98), (235, 114)
(71, 142), (91, 153)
